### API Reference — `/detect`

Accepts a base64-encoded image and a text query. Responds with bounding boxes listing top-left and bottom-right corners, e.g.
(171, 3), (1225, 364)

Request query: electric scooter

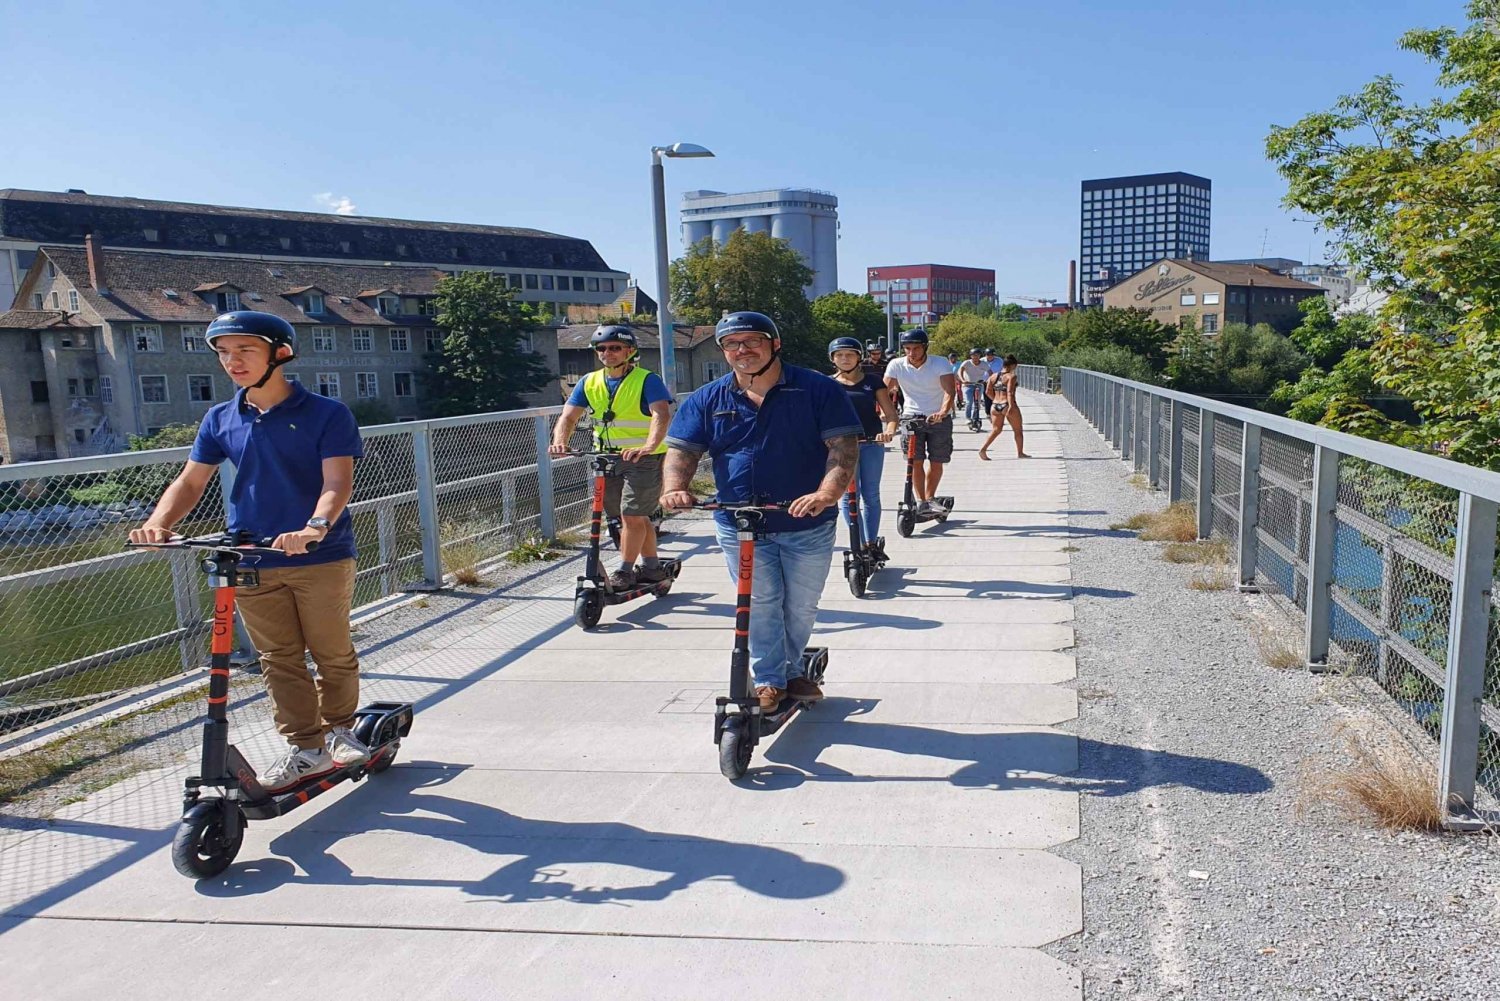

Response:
(842, 440), (887, 598)
(894, 417), (955, 537)
(697, 500), (829, 780)
(565, 449), (682, 629)
(966, 386), (985, 432)
(607, 507), (665, 551)
(126, 531), (413, 880)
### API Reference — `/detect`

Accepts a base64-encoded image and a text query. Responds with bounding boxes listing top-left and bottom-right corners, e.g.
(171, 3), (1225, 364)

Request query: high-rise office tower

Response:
(1079, 172), (1211, 305)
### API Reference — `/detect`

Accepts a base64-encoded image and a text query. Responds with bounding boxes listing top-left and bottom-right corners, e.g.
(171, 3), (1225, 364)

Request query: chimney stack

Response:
(1068, 260), (1077, 309)
(85, 232), (108, 294)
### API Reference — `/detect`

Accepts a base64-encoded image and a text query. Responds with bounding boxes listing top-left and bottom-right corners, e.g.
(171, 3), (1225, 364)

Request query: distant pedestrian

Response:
(979, 354), (1029, 460)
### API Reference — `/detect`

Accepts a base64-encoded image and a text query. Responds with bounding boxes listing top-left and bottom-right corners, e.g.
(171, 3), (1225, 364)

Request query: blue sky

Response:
(1, 0), (1455, 300)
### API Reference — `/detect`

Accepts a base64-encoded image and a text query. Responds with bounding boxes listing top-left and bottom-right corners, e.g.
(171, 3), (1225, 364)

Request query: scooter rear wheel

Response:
(172, 801), (244, 879)
(574, 592), (602, 629)
(718, 717), (753, 780)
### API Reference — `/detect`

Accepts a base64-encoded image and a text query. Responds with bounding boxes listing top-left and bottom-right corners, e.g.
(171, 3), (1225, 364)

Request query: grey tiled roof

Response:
(0, 188), (617, 272)
(40, 246), (446, 326)
(0, 309), (92, 330)
(556, 322), (707, 351)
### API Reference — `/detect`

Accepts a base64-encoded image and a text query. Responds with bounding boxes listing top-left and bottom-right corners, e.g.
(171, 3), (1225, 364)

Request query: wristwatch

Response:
(306, 517), (331, 532)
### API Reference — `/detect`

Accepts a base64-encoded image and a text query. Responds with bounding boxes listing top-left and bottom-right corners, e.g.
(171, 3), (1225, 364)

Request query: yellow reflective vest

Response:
(581, 366), (666, 453)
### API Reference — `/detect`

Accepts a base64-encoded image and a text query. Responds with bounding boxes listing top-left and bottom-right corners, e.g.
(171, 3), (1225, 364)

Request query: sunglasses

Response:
(594, 344), (630, 353)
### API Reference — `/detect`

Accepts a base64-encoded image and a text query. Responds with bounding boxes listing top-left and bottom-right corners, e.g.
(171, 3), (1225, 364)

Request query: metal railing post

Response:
(1197, 410), (1216, 539)
(1238, 425), (1262, 591)
(1133, 389), (1145, 471)
(377, 502), (397, 595)
(1147, 394), (1162, 489)
(535, 415), (555, 539)
(1437, 493), (1499, 827)
(1168, 401), (1184, 502)
(1113, 383), (1125, 451)
(412, 424), (443, 588)
(1303, 444), (1340, 669)
(1122, 386), (1133, 462)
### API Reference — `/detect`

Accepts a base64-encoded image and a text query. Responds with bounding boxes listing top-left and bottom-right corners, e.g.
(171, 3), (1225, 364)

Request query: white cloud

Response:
(313, 192), (359, 215)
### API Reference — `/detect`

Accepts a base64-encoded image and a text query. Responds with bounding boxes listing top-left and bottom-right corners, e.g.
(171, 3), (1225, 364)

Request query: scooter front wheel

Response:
(718, 717), (753, 780)
(574, 592), (602, 629)
(171, 801), (244, 879)
(848, 564), (867, 598)
(897, 514), (915, 538)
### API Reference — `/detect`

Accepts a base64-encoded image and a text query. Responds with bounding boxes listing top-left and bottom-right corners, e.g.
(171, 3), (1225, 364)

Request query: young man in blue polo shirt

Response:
(128, 311), (367, 793)
(659, 311), (861, 710)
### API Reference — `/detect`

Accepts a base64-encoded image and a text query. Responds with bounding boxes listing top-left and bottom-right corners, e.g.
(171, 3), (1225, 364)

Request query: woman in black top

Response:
(829, 337), (899, 555)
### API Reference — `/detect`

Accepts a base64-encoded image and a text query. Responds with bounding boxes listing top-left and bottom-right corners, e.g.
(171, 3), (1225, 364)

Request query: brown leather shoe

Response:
(786, 676), (824, 702)
(755, 685), (785, 711)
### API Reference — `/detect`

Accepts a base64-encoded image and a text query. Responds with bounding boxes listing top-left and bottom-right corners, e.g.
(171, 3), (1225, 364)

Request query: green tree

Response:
(1214, 323), (1309, 396)
(811, 290), (890, 347)
(1050, 344), (1158, 383)
(350, 400), (395, 426)
(1166, 324), (1219, 392)
(669, 231), (819, 367)
(1287, 295), (1375, 370)
(1061, 308), (1176, 371)
(1267, 349), (1384, 425)
(995, 302), (1027, 322)
(1265, 0), (1500, 468)
(127, 423), (200, 451)
(421, 271), (551, 417)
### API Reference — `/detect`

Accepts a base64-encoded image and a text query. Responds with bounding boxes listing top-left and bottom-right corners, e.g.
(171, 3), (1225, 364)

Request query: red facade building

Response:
(866, 264), (996, 327)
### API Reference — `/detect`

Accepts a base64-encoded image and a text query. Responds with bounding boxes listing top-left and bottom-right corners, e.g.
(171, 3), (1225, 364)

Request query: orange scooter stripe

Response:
(207, 695), (228, 705)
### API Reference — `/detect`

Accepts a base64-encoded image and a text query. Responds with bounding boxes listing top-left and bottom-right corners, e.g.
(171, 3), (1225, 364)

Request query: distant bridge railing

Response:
(1060, 367), (1500, 829)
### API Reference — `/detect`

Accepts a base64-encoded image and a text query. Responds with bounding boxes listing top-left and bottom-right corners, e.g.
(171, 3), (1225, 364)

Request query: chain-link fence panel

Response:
(1181, 405), (1200, 509)
(1156, 399), (1171, 491)
(431, 415), (547, 580)
(1254, 429), (1314, 611)
(0, 451), (232, 733)
(350, 429), (423, 603)
(1211, 416), (1243, 545)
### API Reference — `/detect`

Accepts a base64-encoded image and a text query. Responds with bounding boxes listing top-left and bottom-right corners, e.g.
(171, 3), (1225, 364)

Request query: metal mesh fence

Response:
(1255, 429), (1314, 611)
(1181, 406), (1200, 509)
(1211, 417), (1243, 546)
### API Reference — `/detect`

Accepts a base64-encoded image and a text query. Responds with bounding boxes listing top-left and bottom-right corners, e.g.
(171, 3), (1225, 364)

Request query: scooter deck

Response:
(590, 557), (683, 606)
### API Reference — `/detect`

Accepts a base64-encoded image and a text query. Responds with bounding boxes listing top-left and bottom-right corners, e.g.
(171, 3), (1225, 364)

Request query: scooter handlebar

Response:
(690, 498), (791, 512)
(126, 532), (316, 555)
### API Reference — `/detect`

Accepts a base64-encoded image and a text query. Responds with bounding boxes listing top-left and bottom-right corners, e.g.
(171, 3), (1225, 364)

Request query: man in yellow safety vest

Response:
(549, 325), (673, 588)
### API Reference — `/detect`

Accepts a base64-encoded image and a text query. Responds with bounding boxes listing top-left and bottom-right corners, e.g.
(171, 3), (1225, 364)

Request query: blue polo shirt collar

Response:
(237, 380), (311, 416)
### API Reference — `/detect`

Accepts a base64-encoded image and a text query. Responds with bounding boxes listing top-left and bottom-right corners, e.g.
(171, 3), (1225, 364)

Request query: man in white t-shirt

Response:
(957, 347), (990, 429)
(883, 327), (956, 514)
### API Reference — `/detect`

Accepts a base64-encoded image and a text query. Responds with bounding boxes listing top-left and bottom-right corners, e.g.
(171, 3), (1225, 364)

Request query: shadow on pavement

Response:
(862, 569), (1132, 601)
(753, 699), (1272, 797)
(195, 763), (844, 905)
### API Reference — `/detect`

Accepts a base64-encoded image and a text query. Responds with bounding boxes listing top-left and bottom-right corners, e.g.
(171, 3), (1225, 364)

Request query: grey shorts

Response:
(903, 416), (954, 464)
(605, 452), (664, 517)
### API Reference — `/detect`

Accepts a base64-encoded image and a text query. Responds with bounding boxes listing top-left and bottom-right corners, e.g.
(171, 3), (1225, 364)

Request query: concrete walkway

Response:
(0, 392), (1082, 999)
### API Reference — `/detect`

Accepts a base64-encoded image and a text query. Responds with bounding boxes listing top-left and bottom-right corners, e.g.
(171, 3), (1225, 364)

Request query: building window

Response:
(30, 380), (49, 403)
(31, 293), (44, 309)
(68, 289), (79, 312)
(393, 372), (414, 397)
(704, 361), (724, 381)
(279, 236), (293, 250)
(188, 375), (214, 402)
(389, 328), (410, 351)
(377, 295), (399, 315)
(525, 274), (539, 289)
(352, 327), (373, 352)
(46, 260), (57, 278)
(305, 293), (325, 314)
(571, 277), (586, 292)
(602, 278), (615, 293)
(84, 378), (96, 396)
(536, 275), (552, 291)
(182, 326), (206, 352)
(418, 298), (436, 317)
(356, 372), (379, 398)
(424, 329), (443, 353)
(50, 291), (60, 309)
(339, 241), (352, 254)
(587, 277), (599, 292)
(213, 233), (229, 247)
(133, 325), (163, 351)
(1203, 292), (1220, 305)
(312, 327), (337, 352)
(1179, 293), (1197, 306)
(144, 228), (160, 242)
(215, 291), (241, 312)
(1202, 313), (1219, 333)
(67, 377), (81, 397)
(518, 333), (534, 353)
(73, 428), (87, 444)
(140, 375), (169, 403)
(316, 373), (341, 398)
(100, 375), (113, 404)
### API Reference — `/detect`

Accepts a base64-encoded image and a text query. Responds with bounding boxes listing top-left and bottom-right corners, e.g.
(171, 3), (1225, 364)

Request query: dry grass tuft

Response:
(1111, 512), (1155, 532)
(1311, 737), (1443, 832)
(1163, 539), (1230, 565)
(1254, 623), (1304, 669)
(1138, 503), (1199, 542)
(1126, 473), (1148, 490)
(506, 534), (563, 567)
(1189, 569), (1231, 591)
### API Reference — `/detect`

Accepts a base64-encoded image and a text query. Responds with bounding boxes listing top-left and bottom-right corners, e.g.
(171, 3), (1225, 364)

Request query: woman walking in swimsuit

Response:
(978, 354), (1029, 460)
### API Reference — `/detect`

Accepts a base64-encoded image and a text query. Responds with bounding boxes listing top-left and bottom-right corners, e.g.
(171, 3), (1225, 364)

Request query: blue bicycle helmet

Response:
(899, 327), (929, 346)
(204, 311), (297, 388)
(827, 336), (864, 359)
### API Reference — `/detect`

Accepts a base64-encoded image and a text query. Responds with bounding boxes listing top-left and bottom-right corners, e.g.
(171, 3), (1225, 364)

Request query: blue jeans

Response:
(963, 384), (986, 423)
(838, 442), (886, 543)
(714, 519), (836, 689)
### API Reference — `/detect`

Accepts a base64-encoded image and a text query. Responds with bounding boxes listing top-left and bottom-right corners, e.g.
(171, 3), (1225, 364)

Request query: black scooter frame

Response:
(127, 532), (413, 880)
(704, 502), (829, 780)
(841, 439), (887, 598)
(894, 417), (954, 537)
(567, 450), (682, 629)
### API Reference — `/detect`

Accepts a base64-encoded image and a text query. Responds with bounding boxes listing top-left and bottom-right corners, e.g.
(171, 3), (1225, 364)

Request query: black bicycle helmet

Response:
(827, 336), (864, 359)
(865, 340), (883, 353)
(205, 311), (297, 388)
(714, 311), (779, 345)
(898, 327), (929, 346)
(590, 324), (638, 349)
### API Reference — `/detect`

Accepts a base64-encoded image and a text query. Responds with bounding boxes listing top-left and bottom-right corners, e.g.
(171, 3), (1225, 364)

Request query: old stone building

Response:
(1100, 258), (1323, 334)
(0, 242), (563, 462)
(555, 323), (720, 396)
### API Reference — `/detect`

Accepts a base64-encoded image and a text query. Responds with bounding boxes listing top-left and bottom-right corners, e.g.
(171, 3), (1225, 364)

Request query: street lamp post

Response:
(651, 142), (714, 394)
(885, 278), (910, 351)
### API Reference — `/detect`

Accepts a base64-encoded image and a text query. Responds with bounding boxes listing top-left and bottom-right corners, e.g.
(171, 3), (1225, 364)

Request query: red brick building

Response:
(866, 264), (996, 327)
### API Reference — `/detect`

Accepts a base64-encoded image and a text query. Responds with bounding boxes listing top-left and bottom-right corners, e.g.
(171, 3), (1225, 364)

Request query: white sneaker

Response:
(327, 726), (370, 767)
(258, 745), (335, 793)
(918, 500), (937, 516)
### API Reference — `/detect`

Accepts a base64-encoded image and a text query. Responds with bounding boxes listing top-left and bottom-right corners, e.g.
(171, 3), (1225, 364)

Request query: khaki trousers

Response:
(236, 558), (360, 749)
